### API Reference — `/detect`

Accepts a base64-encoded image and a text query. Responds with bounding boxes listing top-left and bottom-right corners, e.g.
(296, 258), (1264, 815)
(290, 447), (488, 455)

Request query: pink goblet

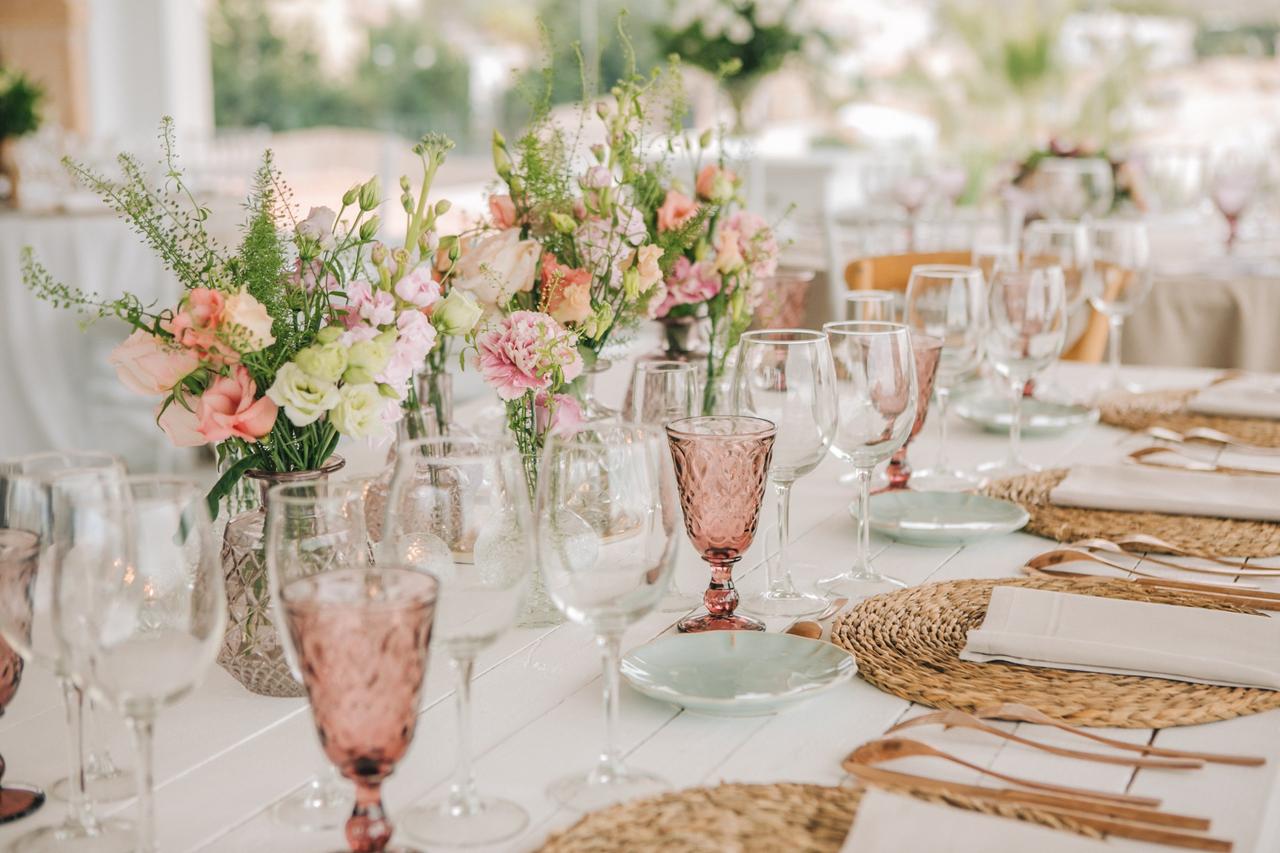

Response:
(0, 529), (43, 825)
(283, 566), (438, 853)
(879, 334), (943, 492)
(666, 416), (776, 633)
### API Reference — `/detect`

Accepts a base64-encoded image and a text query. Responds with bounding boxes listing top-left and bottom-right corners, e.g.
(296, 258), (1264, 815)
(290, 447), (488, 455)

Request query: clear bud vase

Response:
(365, 405), (439, 545)
(578, 359), (618, 422)
(508, 395), (563, 628)
(416, 369), (454, 436)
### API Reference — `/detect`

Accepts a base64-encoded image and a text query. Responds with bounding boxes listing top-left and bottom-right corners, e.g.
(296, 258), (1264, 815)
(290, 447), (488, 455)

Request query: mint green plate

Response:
(857, 491), (1029, 547)
(620, 632), (856, 717)
(953, 391), (1098, 436)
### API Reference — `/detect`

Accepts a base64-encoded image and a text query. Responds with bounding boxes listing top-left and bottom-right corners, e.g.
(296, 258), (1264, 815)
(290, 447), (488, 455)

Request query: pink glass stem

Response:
(884, 447), (912, 491)
(705, 560), (742, 619)
(347, 782), (391, 852)
(1022, 379), (1036, 398)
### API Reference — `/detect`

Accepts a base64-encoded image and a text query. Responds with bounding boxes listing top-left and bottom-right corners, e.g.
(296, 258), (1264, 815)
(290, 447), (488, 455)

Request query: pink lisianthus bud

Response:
(488, 194), (517, 229)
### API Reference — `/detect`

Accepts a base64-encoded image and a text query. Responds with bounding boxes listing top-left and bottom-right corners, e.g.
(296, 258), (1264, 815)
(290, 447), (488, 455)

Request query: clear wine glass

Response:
(732, 330), (836, 618)
(977, 267), (1068, 480)
(844, 290), (900, 323)
(263, 479), (371, 832)
(903, 265), (985, 491)
(281, 565), (437, 853)
(626, 360), (701, 613)
(1210, 150), (1260, 252)
(879, 333), (943, 492)
(50, 476), (225, 853)
(971, 241), (1019, 283)
(1086, 220), (1152, 396)
(819, 322), (917, 596)
(1034, 157), (1114, 220)
(0, 451), (135, 851)
(382, 437), (533, 847)
(1022, 220), (1088, 316)
(536, 424), (678, 811)
(0, 528), (44, 824)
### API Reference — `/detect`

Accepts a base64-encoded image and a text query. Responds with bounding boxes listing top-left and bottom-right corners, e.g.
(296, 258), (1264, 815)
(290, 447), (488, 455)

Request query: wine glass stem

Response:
(769, 479), (796, 595)
(447, 654), (479, 814)
(1108, 315), (1124, 390)
(1009, 378), (1025, 467)
(853, 467), (873, 576)
(59, 677), (93, 829)
(934, 387), (952, 472)
(127, 713), (157, 853)
(596, 631), (625, 780)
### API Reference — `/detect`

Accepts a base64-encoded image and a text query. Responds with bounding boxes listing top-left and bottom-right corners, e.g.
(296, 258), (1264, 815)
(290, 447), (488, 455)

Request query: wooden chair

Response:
(842, 252), (1109, 363)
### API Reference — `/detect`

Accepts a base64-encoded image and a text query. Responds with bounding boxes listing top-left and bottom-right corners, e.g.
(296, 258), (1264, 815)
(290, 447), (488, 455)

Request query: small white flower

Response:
(296, 206), (337, 250)
(330, 383), (386, 439)
(726, 15), (753, 44)
(266, 363), (340, 427)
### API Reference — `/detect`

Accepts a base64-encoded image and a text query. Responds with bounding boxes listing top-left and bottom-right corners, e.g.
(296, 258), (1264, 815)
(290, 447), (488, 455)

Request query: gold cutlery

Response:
(1128, 446), (1280, 477)
(976, 703), (1266, 767)
(1021, 559), (1280, 613)
(1146, 425), (1280, 457)
(1027, 547), (1267, 587)
(846, 737), (1161, 807)
(887, 709), (1203, 769)
(1070, 537), (1280, 577)
(782, 597), (847, 640)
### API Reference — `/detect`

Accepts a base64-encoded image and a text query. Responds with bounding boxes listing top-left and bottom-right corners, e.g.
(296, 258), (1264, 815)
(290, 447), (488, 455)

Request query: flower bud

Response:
(391, 247), (409, 269)
(401, 192), (414, 213)
(590, 144), (606, 163)
(316, 325), (343, 345)
(596, 101), (609, 119)
(359, 215), (380, 241)
(434, 199), (451, 216)
(370, 242), (387, 265)
(491, 130), (512, 180)
(508, 175), (525, 195)
(698, 128), (714, 148)
(399, 175), (411, 192)
(377, 382), (401, 399)
(358, 177), (380, 211)
(342, 183), (361, 207)
(549, 211), (576, 234)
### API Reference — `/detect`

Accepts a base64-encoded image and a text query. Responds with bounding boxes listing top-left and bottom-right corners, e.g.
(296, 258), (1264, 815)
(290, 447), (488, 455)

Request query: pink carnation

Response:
(475, 310), (583, 401)
(652, 257), (721, 318)
(724, 211), (779, 280)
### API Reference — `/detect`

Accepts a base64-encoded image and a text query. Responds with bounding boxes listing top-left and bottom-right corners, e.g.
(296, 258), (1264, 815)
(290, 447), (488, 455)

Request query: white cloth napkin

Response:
(841, 788), (1164, 852)
(959, 586), (1280, 690)
(1188, 376), (1280, 419)
(1049, 463), (1280, 522)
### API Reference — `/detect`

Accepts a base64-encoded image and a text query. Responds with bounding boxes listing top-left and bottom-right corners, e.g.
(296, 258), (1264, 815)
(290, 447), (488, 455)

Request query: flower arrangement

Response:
(1013, 138), (1146, 214)
(648, 134), (779, 414)
(23, 119), (473, 515)
(655, 0), (817, 131)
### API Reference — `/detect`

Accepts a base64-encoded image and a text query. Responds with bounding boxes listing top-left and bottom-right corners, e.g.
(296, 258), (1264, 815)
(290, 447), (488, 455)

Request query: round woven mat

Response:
(1099, 387), (1280, 447)
(980, 468), (1280, 557)
(537, 781), (1103, 852)
(831, 576), (1280, 729)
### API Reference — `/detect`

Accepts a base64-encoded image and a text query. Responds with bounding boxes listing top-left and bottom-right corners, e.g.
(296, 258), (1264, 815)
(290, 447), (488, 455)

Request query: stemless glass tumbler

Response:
(820, 323), (918, 596)
(536, 425), (679, 811)
(382, 437), (533, 847)
(732, 330), (836, 618)
(666, 416), (776, 633)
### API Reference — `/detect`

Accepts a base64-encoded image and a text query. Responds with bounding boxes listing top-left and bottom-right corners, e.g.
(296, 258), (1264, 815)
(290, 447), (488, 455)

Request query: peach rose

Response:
(629, 244), (664, 292)
(488, 194), (517, 229)
(695, 164), (737, 202)
(656, 190), (698, 233)
(452, 228), (541, 309)
(195, 365), (278, 443)
(715, 225), (745, 274)
(222, 290), (276, 353)
(109, 330), (199, 396)
(156, 394), (206, 447)
(166, 287), (225, 352)
(540, 253), (593, 325)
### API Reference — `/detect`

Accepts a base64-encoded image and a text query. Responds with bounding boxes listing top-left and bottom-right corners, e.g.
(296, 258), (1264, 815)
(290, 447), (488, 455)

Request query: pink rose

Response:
(165, 287), (226, 357)
(195, 365), (278, 443)
(535, 392), (584, 437)
(109, 329), (199, 395)
(540, 253), (594, 325)
(475, 310), (583, 401)
(394, 264), (442, 309)
(695, 164), (738, 202)
(452, 229), (541, 309)
(156, 394), (206, 447)
(488, 194), (517, 229)
(653, 257), (721, 318)
(657, 190), (698, 232)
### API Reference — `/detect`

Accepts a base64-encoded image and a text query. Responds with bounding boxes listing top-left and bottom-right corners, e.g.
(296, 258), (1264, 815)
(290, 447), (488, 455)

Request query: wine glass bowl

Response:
(1210, 150), (1260, 251)
(282, 566), (438, 853)
(0, 528), (44, 824)
(1033, 157), (1114, 220)
(1085, 220), (1152, 395)
(666, 416), (776, 633)
(882, 334), (943, 491)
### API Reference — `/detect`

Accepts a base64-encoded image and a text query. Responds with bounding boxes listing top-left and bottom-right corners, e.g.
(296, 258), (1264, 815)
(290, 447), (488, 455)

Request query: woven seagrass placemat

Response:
(537, 782), (1104, 852)
(980, 468), (1280, 557)
(1099, 387), (1280, 447)
(830, 576), (1280, 729)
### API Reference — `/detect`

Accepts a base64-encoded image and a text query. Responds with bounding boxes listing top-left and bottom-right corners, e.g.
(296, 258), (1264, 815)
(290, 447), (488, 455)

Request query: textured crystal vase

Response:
(516, 450), (562, 628)
(218, 457), (345, 697)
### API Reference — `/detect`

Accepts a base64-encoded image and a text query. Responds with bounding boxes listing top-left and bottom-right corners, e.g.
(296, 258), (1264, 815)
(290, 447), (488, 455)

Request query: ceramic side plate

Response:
(620, 631), (856, 717)
(857, 490), (1030, 547)
(953, 391), (1099, 436)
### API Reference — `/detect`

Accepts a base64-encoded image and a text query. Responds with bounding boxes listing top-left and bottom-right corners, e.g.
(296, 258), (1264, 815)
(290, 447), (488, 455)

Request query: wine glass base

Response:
(0, 784), (43, 825)
(656, 589), (703, 613)
(51, 769), (136, 805)
(908, 468), (978, 492)
(677, 612), (766, 633)
(271, 777), (353, 831)
(8, 817), (135, 849)
(739, 588), (828, 619)
(818, 572), (907, 600)
(402, 795), (529, 847)
(548, 766), (667, 812)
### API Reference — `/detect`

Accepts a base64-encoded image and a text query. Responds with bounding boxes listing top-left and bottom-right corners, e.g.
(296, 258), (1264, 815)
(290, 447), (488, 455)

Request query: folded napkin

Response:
(1188, 376), (1280, 420)
(1049, 463), (1280, 522)
(960, 586), (1280, 690)
(842, 788), (1164, 852)
(1143, 445), (1280, 476)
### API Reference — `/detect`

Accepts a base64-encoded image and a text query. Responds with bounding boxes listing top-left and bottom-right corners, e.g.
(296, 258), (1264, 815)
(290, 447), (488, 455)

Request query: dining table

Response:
(2, 360), (1279, 853)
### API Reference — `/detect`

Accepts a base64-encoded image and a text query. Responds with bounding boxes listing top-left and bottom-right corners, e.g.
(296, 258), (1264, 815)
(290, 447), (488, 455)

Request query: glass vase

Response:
(516, 450), (562, 628)
(416, 369), (454, 436)
(218, 457), (345, 697)
(365, 406), (440, 545)
(577, 359), (618, 423)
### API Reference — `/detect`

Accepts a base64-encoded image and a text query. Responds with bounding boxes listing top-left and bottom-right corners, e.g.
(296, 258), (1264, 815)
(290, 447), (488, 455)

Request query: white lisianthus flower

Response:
(266, 362), (340, 426)
(222, 289), (276, 352)
(432, 289), (483, 336)
(296, 206), (337, 250)
(293, 342), (348, 384)
(343, 337), (393, 385)
(330, 383), (385, 439)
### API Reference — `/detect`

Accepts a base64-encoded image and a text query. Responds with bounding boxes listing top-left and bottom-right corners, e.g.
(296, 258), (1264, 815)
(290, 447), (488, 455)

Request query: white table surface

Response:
(3, 361), (1279, 853)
